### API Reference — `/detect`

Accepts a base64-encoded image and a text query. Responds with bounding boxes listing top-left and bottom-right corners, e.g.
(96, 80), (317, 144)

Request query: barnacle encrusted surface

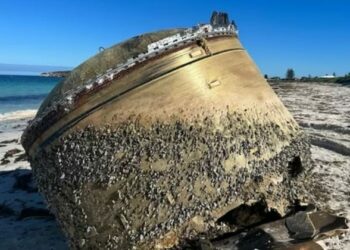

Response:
(23, 20), (313, 249)
(30, 109), (311, 249)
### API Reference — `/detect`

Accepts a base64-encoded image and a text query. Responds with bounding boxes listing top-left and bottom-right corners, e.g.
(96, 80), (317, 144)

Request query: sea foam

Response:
(0, 109), (37, 122)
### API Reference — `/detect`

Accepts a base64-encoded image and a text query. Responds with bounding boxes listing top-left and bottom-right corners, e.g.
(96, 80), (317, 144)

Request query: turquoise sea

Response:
(0, 75), (60, 115)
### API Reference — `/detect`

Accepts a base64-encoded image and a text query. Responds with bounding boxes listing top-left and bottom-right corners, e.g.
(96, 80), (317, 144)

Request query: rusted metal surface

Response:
(21, 15), (316, 249)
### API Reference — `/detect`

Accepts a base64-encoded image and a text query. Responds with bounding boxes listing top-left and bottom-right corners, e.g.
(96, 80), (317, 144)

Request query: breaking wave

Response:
(0, 109), (37, 122)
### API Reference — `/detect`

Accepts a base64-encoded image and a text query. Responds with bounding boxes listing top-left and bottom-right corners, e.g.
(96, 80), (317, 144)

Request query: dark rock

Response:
(14, 153), (28, 163)
(212, 210), (346, 249)
(234, 228), (274, 250)
(198, 239), (214, 250)
(286, 212), (315, 240)
(0, 159), (10, 165)
(0, 139), (18, 144)
(308, 211), (348, 235)
(4, 148), (21, 158)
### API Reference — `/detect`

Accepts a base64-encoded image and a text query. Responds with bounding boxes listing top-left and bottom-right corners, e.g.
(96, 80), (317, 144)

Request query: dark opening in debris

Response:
(217, 200), (281, 228)
(288, 156), (303, 178)
(286, 200), (316, 215)
(236, 228), (274, 250)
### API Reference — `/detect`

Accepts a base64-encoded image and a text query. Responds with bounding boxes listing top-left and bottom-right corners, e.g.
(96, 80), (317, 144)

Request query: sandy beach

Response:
(0, 82), (349, 249)
(0, 112), (68, 249)
(272, 82), (350, 249)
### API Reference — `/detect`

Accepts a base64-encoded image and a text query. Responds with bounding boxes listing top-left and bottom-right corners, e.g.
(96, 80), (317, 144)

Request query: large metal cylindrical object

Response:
(22, 29), (311, 249)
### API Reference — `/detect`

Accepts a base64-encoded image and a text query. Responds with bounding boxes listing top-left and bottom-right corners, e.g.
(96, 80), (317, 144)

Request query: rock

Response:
(212, 211), (347, 249)
(286, 212), (316, 240)
(285, 211), (348, 241)
(0, 158), (10, 165)
(307, 211), (348, 236)
(4, 148), (21, 158)
(14, 153), (28, 163)
(0, 139), (18, 144)
(198, 239), (214, 250)
(41, 71), (71, 78)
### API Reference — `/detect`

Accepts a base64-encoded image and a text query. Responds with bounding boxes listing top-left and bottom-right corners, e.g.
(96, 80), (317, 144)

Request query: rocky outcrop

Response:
(41, 71), (71, 78)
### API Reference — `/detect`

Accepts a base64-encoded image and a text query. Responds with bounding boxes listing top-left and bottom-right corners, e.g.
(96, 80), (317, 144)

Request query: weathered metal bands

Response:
(28, 43), (244, 154)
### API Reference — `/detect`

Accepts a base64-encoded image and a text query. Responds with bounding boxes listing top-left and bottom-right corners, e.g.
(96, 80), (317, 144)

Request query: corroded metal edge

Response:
(23, 35), (244, 155)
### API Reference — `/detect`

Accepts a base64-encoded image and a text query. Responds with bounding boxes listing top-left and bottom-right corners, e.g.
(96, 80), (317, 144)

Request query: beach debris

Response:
(1, 148), (22, 165)
(210, 211), (348, 249)
(20, 11), (325, 249)
(14, 153), (28, 163)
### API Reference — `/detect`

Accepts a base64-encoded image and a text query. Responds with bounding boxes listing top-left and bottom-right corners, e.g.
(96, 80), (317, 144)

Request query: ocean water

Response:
(0, 75), (60, 120)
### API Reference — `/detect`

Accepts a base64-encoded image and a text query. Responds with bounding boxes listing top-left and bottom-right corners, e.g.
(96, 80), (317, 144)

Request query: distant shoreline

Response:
(40, 71), (70, 78)
(0, 63), (72, 77)
(0, 73), (64, 78)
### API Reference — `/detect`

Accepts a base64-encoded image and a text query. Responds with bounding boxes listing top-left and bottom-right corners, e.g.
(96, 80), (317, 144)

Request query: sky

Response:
(0, 0), (349, 77)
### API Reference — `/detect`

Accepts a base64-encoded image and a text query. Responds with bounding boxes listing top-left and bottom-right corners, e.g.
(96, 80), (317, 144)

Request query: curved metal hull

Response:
(24, 36), (311, 249)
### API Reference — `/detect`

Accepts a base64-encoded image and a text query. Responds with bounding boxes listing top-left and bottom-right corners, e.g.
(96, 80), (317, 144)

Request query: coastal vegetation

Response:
(335, 73), (350, 84)
(267, 69), (350, 85)
(41, 71), (71, 78)
(286, 68), (295, 80)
